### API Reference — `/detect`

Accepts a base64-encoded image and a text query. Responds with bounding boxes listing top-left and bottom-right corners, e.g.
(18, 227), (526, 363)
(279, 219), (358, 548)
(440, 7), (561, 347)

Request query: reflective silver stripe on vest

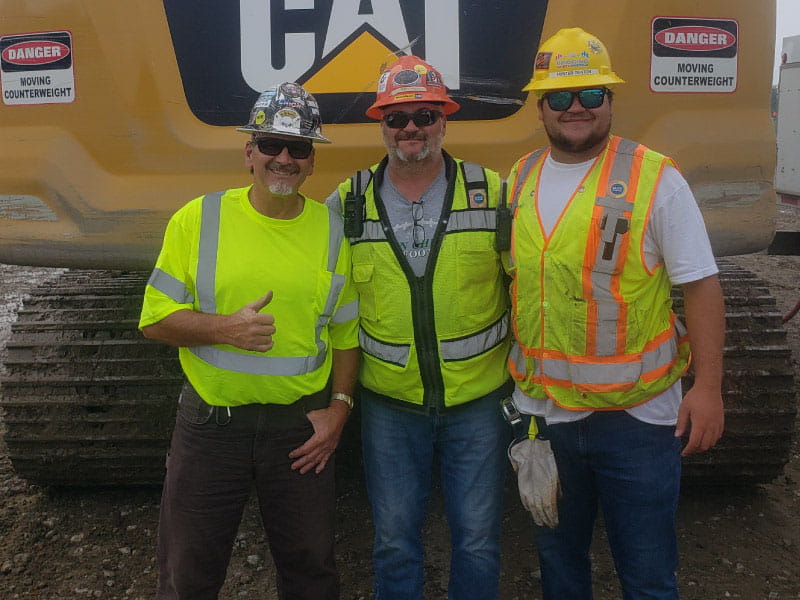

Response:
(357, 220), (387, 242)
(441, 312), (508, 362)
(332, 298), (359, 324)
(190, 345), (326, 376)
(590, 138), (639, 356)
(188, 192), (344, 376)
(511, 149), (547, 208)
(446, 209), (497, 232)
(359, 327), (410, 367)
(197, 191), (223, 314)
(540, 323), (681, 385)
(509, 342), (541, 379)
(147, 268), (194, 304)
(461, 161), (485, 187)
(506, 149), (547, 271)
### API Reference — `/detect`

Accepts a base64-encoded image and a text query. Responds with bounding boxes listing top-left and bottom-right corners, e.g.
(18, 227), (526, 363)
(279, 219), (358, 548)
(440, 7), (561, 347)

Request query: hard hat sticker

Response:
(377, 71), (390, 93)
(535, 52), (552, 71)
(425, 71), (443, 87)
(1, 30), (75, 105)
(555, 52), (590, 69)
(274, 108), (302, 130)
(390, 86), (426, 96)
(394, 69), (422, 86)
(550, 69), (600, 78)
(393, 92), (422, 101)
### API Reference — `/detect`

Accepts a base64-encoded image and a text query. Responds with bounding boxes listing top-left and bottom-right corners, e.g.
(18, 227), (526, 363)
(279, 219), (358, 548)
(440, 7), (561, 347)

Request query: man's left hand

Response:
(675, 385), (724, 456)
(288, 402), (349, 474)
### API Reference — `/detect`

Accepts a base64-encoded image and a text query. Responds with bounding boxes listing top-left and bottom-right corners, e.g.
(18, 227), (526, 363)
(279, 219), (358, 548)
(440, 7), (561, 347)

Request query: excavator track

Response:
(680, 259), (797, 485)
(0, 262), (796, 486)
(0, 270), (183, 486)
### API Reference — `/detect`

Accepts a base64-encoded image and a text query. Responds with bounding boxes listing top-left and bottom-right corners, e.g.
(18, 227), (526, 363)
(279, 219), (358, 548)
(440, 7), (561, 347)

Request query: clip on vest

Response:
(496, 181), (511, 251)
(600, 216), (629, 260)
(501, 396), (528, 441)
(343, 191), (365, 237)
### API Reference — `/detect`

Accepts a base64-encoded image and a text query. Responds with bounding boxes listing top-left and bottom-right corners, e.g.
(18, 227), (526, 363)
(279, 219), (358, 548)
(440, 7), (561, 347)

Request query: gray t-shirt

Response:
(379, 168), (447, 277)
(325, 165), (448, 277)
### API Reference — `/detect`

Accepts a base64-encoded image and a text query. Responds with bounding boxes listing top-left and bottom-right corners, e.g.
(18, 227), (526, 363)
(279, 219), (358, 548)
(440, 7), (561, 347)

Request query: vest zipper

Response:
(373, 154), (457, 413)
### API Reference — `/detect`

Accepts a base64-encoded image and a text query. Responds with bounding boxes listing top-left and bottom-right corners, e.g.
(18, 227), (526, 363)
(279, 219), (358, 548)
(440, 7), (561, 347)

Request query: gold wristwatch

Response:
(331, 392), (354, 410)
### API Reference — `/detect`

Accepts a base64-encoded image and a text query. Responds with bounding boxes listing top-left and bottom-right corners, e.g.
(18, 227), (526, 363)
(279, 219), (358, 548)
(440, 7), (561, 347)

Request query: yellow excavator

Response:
(0, 0), (793, 485)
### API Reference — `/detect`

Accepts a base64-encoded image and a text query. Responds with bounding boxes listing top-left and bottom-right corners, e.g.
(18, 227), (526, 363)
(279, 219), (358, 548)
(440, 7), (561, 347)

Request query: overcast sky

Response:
(775, 0), (800, 82)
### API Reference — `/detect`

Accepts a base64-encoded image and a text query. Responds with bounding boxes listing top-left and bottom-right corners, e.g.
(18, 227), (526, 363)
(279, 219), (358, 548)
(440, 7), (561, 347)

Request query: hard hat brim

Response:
(523, 73), (625, 93)
(365, 97), (460, 120)
(236, 125), (332, 144)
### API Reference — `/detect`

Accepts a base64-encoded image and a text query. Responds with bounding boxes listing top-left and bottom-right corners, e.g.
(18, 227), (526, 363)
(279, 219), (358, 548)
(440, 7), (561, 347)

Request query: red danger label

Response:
(655, 26), (735, 52)
(2, 40), (70, 65)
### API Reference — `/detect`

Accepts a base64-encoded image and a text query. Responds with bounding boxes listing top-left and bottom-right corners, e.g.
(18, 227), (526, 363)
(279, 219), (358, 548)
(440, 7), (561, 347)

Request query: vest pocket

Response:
(455, 242), (500, 321)
(352, 263), (378, 321)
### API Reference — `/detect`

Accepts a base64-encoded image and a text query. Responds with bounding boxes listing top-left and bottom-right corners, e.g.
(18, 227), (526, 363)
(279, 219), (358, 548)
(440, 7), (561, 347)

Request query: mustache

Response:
(396, 132), (426, 141)
(267, 164), (300, 175)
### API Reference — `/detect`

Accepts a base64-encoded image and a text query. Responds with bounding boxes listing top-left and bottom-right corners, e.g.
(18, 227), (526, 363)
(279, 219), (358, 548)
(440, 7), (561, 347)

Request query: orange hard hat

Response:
(366, 54), (460, 120)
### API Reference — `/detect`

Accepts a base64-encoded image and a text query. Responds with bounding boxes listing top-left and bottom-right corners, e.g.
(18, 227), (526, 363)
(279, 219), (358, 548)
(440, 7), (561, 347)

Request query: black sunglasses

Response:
(543, 88), (609, 111)
(383, 108), (442, 129)
(252, 137), (313, 159)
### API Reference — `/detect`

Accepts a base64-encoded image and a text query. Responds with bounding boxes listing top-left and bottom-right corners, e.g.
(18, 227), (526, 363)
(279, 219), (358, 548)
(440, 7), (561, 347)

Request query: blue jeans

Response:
(361, 389), (508, 600)
(534, 411), (682, 600)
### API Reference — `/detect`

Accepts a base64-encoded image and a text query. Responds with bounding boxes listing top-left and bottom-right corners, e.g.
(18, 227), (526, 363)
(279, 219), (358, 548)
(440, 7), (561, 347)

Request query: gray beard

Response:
(268, 181), (296, 196)
(393, 139), (431, 162)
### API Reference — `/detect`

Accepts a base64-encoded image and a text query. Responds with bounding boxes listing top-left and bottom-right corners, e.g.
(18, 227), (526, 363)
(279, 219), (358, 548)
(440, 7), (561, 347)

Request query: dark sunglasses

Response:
(252, 137), (313, 159)
(543, 88), (608, 111)
(383, 108), (442, 129)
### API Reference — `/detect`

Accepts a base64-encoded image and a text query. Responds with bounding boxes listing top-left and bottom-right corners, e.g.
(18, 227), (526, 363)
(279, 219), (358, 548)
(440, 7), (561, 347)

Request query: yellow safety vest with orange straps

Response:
(506, 136), (691, 410)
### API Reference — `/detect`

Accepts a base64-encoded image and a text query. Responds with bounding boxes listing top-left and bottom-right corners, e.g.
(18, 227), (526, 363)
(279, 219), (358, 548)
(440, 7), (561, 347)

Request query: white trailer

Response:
(776, 35), (800, 205)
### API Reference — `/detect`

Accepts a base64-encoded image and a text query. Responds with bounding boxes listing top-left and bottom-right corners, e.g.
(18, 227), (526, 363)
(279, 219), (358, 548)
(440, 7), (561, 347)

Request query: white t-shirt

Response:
(512, 154), (719, 425)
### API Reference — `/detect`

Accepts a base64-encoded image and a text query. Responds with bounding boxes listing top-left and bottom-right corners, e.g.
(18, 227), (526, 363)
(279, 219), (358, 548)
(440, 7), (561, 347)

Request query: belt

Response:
(178, 380), (331, 427)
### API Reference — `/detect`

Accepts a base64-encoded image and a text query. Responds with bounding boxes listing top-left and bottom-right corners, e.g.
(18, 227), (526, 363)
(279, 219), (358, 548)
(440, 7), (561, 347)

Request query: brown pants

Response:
(156, 383), (339, 600)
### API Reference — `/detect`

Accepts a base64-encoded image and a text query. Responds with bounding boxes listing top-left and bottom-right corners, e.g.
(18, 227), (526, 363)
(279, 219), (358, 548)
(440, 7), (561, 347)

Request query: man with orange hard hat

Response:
(327, 55), (511, 599)
(503, 28), (725, 599)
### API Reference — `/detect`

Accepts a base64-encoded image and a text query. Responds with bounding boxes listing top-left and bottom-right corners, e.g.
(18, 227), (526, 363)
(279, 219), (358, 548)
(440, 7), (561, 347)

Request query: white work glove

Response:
(508, 437), (561, 528)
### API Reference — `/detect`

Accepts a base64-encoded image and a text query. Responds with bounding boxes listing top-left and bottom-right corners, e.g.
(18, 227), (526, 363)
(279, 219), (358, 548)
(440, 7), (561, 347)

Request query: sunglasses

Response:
(252, 137), (313, 159)
(383, 108), (442, 129)
(543, 88), (608, 111)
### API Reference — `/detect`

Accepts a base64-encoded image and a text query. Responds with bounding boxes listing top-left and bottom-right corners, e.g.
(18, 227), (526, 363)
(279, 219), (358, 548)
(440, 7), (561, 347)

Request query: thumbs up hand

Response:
(220, 291), (276, 352)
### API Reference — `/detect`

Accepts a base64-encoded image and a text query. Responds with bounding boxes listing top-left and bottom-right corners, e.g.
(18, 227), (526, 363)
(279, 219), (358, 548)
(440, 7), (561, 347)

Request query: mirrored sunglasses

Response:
(383, 108), (442, 129)
(253, 137), (313, 159)
(544, 88), (608, 111)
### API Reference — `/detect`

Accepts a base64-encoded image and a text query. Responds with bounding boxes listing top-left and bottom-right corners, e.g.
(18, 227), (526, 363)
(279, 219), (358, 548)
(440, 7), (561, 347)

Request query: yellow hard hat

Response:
(523, 27), (624, 93)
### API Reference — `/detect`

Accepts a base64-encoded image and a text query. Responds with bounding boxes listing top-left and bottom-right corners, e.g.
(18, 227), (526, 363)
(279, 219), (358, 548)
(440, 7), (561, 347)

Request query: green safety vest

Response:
(335, 152), (510, 411)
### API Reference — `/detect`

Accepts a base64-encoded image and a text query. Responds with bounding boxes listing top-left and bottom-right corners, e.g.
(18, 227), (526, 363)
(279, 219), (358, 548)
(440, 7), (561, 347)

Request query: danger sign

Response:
(650, 17), (738, 93)
(1, 31), (75, 105)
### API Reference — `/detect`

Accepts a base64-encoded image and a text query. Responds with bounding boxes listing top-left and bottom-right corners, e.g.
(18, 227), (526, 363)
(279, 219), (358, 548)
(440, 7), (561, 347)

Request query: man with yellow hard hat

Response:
(503, 27), (725, 599)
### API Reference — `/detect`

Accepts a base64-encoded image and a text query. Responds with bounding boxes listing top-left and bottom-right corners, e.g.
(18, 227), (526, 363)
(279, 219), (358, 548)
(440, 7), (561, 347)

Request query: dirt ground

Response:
(0, 204), (799, 600)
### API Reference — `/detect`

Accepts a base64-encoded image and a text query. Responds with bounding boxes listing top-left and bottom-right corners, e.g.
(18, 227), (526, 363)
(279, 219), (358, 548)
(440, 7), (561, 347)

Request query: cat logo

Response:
(164, 0), (547, 125)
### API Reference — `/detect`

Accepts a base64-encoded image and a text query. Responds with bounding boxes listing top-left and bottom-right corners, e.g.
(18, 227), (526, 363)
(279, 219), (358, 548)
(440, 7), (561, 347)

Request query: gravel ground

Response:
(0, 203), (799, 599)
